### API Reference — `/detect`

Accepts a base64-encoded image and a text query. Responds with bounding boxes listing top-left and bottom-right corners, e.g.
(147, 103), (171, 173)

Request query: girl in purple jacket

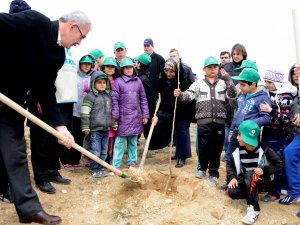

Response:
(111, 57), (149, 170)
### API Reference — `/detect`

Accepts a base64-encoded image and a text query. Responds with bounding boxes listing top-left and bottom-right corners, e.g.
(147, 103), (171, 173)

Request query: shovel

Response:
(0, 92), (139, 183)
(139, 93), (161, 170)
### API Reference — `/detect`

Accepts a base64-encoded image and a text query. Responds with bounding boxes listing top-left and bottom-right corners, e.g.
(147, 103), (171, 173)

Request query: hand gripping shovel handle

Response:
(0, 92), (129, 180)
(139, 93), (161, 169)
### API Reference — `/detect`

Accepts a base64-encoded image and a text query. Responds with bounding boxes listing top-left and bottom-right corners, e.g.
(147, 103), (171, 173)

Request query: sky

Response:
(1, 0), (299, 78)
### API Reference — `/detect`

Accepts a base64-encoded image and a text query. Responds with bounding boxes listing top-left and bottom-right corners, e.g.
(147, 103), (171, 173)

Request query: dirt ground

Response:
(0, 124), (299, 225)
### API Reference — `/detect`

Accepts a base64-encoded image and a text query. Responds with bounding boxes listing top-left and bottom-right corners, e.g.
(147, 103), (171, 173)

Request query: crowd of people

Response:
(0, 1), (300, 224)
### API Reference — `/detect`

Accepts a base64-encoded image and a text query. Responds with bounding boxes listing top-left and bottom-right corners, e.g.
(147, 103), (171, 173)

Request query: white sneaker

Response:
(195, 170), (206, 179)
(208, 176), (218, 185)
(241, 205), (260, 224)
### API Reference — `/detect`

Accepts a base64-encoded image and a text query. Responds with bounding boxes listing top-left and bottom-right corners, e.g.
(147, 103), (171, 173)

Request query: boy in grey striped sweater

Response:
(174, 56), (236, 184)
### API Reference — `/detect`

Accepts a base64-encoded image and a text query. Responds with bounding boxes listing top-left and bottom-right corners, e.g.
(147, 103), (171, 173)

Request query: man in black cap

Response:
(143, 38), (165, 126)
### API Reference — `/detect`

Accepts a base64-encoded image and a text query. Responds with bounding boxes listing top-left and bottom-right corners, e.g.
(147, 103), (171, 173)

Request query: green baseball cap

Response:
(234, 60), (258, 72)
(231, 68), (260, 83)
(95, 74), (108, 81)
(238, 120), (260, 147)
(137, 53), (151, 66)
(120, 57), (134, 68)
(79, 55), (93, 64)
(103, 56), (118, 67)
(204, 56), (219, 67)
(90, 49), (104, 59)
(114, 42), (125, 51)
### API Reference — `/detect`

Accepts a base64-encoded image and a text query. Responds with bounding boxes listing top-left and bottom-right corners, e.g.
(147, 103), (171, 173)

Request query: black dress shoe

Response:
(49, 175), (71, 185)
(19, 210), (62, 224)
(175, 159), (185, 168)
(36, 181), (56, 194)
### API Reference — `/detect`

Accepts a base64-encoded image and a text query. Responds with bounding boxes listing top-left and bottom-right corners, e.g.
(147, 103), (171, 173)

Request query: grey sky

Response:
(1, 0), (299, 77)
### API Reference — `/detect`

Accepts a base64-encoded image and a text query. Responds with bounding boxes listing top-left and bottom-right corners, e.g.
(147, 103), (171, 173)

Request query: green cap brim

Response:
(241, 133), (258, 147)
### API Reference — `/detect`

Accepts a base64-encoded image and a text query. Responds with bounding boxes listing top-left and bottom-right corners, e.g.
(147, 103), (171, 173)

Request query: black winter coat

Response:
(0, 10), (65, 126)
(149, 60), (195, 150)
(148, 51), (165, 104)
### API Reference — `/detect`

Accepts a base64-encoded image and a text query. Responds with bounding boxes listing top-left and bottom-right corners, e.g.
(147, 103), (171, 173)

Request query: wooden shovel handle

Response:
(0, 92), (123, 177)
(292, 9), (300, 91)
(139, 93), (161, 169)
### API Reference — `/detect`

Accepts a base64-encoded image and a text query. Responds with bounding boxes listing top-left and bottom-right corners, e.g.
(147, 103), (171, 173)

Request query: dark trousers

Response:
(175, 120), (192, 159)
(0, 106), (42, 217)
(30, 125), (60, 183)
(228, 171), (260, 211)
(29, 103), (73, 182)
(197, 122), (224, 178)
(262, 132), (290, 197)
(59, 113), (82, 165)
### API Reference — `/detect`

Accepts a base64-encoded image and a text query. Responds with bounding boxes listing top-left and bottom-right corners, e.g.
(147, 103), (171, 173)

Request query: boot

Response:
(175, 159), (185, 168)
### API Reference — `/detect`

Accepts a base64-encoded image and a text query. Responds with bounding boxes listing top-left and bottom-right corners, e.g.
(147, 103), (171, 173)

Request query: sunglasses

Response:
(75, 24), (86, 40)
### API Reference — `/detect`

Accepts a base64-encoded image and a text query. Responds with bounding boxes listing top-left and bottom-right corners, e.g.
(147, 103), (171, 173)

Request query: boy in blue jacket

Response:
(226, 68), (272, 161)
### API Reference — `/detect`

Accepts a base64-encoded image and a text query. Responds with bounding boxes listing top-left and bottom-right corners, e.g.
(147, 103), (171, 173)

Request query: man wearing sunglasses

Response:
(0, 9), (91, 224)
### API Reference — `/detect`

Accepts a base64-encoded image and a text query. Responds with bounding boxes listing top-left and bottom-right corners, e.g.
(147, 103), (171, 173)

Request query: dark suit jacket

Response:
(148, 51), (165, 103)
(0, 10), (65, 126)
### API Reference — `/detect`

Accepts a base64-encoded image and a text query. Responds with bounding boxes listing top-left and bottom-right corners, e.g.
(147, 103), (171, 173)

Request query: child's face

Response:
(94, 79), (107, 92)
(232, 50), (243, 63)
(135, 61), (141, 70)
(80, 63), (92, 73)
(237, 133), (255, 150)
(96, 57), (104, 66)
(203, 65), (219, 78)
(237, 133), (246, 146)
(123, 66), (134, 76)
(165, 69), (176, 79)
(239, 81), (256, 94)
(292, 71), (299, 85)
(103, 65), (116, 77)
(264, 80), (277, 92)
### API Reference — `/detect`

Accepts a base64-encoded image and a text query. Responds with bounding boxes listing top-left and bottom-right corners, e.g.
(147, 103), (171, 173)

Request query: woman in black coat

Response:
(150, 58), (195, 167)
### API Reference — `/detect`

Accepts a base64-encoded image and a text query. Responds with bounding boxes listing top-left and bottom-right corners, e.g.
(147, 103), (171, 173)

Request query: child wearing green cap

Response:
(111, 57), (149, 170)
(61, 54), (95, 169)
(81, 71), (112, 178)
(174, 56), (236, 182)
(226, 120), (283, 225)
(225, 68), (272, 161)
(135, 53), (154, 138)
(100, 56), (119, 163)
(90, 48), (104, 71)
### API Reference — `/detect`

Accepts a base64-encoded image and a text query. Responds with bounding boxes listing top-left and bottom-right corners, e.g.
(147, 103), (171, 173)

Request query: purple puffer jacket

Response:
(112, 75), (149, 136)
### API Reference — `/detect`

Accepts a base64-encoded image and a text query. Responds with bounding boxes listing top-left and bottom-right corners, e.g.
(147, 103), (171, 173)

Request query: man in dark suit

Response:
(0, 9), (91, 224)
(143, 38), (165, 105)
